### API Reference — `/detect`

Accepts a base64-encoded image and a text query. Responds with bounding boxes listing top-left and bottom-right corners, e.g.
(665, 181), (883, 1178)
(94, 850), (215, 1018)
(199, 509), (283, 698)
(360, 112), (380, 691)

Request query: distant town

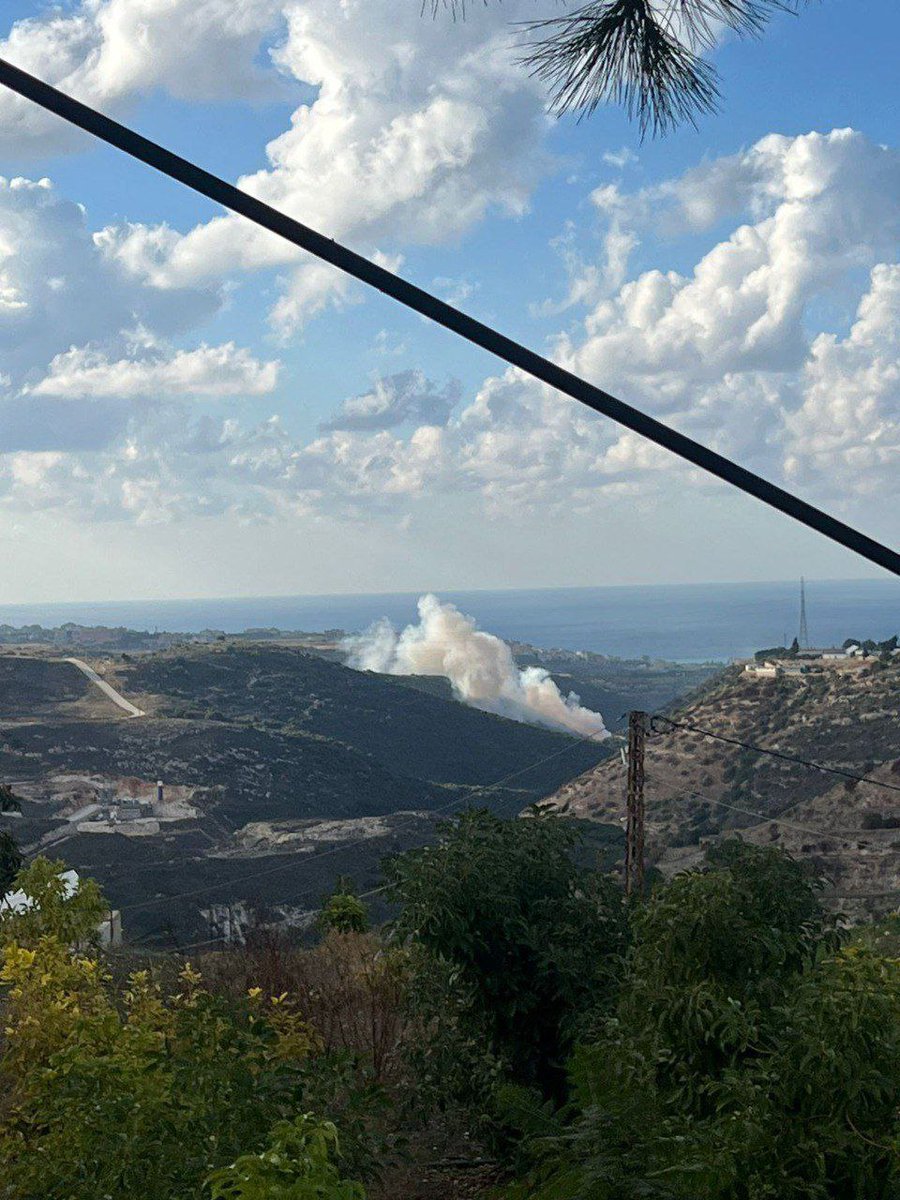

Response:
(745, 635), (900, 678)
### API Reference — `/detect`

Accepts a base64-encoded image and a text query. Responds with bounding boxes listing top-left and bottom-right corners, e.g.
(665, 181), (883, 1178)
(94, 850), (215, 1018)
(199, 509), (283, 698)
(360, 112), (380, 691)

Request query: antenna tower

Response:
(798, 577), (809, 649)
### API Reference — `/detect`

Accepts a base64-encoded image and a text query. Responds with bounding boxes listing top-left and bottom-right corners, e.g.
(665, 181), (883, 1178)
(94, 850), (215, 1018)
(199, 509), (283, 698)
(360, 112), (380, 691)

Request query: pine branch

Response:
(523, 0), (721, 136)
(423, 0), (811, 136)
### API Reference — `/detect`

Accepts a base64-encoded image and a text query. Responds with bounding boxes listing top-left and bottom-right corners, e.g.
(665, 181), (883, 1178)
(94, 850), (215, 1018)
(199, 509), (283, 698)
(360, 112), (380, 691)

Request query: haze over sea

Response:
(2, 579), (898, 663)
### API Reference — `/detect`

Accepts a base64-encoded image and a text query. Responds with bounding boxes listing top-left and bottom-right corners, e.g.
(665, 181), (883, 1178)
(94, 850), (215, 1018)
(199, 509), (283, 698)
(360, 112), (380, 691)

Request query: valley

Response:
(3, 636), (694, 944)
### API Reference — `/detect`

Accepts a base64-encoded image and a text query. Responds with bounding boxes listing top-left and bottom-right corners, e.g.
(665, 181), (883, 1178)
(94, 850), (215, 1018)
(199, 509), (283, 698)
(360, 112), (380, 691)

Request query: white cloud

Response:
(0, 175), (278, 457)
(784, 263), (900, 500)
(0, 175), (222, 379)
(601, 147), (638, 169)
(568, 131), (899, 402)
(94, 0), (553, 329)
(0, 130), (896, 541)
(30, 341), (279, 399)
(0, 0), (282, 157)
(320, 370), (460, 431)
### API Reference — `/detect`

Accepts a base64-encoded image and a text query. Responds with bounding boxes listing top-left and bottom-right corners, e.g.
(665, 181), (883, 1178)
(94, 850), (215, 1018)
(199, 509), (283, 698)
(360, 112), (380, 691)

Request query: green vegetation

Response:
(319, 884), (370, 936)
(388, 808), (627, 1100)
(0, 818), (897, 1200)
(206, 1117), (365, 1199)
(0, 831), (21, 895)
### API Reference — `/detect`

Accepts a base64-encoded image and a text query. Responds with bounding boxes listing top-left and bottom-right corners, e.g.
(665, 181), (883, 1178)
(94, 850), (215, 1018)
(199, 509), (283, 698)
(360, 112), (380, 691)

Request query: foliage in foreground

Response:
(503, 843), (900, 1199)
(0, 861), (383, 1200)
(387, 806), (628, 1101)
(1, 828), (898, 1200)
(206, 1115), (365, 1200)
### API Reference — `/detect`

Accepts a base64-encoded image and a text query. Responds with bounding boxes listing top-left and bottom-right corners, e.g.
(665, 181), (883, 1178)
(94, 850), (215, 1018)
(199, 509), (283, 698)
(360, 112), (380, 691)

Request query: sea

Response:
(1, 578), (898, 664)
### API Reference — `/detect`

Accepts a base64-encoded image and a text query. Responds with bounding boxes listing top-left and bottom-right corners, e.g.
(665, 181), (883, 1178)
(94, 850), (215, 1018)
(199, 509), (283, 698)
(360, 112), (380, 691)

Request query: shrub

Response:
(206, 1115), (365, 1199)
(319, 889), (370, 936)
(204, 930), (409, 1088)
(387, 807), (627, 1100)
(502, 845), (900, 1200)
(0, 936), (385, 1198)
(0, 857), (106, 947)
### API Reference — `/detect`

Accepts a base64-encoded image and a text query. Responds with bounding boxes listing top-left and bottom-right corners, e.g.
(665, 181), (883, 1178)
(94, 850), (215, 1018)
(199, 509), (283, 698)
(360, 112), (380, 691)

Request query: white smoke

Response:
(343, 594), (609, 740)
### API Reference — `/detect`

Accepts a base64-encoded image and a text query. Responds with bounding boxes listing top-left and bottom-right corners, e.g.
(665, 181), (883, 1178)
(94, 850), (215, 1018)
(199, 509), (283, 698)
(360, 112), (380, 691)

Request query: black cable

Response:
(1, 58), (898, 576)
(673, 785), (873, 840)
(650, 715), (900, 795)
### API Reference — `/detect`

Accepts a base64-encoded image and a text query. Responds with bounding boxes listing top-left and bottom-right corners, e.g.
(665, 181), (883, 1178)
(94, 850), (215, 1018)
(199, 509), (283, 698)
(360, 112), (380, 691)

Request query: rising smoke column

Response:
(343, 594), (609, 739)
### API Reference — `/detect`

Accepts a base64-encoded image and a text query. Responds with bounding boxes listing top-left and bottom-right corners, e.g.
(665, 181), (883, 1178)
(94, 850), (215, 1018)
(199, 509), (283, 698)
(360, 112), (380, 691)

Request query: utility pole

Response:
(625, 710), (647, 898)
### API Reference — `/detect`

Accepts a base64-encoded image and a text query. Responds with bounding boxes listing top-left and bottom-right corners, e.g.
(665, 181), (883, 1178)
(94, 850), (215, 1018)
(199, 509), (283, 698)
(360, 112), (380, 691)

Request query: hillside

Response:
(0, 646), (621, 943)
(547, 655), (900, 917)
(115, 644), (610, 789)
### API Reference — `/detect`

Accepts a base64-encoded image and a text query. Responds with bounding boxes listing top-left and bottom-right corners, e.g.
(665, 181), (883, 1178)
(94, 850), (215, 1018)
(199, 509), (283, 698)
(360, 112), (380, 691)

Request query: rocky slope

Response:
(547, 656), (900, 918)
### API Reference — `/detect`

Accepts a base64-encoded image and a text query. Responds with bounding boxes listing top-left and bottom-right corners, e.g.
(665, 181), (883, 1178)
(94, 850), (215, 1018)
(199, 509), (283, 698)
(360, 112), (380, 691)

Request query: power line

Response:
(675, 787), (871, 840)
(641, 768), (899, 840)
(1, 59), (898, 578)
(119, 729), (611, 915)
(650, 715), (900, 796)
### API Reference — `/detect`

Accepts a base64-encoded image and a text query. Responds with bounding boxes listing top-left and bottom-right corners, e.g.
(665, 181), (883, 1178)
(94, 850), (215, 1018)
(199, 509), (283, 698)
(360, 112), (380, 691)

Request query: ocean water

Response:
(1, 578), (898, 663)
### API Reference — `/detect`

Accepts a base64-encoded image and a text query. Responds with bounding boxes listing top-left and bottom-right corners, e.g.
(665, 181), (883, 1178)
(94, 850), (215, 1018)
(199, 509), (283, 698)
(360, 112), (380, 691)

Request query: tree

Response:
(0, 830), (21, 896)
(387, 807), (627, 1098)
(503, 843), (899, 1200)
(621, 839), (828, 1108)
(440, 0), (811, 136)
(0, 856), (107, 948)
(319, 883), (370, 936)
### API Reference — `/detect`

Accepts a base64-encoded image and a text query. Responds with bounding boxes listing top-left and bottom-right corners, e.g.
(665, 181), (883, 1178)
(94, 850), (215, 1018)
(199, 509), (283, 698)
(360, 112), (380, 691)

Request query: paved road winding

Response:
(63, 657), (145, 718)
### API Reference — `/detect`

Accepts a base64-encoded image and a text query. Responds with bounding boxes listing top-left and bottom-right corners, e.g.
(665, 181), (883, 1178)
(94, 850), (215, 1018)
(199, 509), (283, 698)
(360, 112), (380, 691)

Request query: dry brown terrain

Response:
(548, 657), (900, 918)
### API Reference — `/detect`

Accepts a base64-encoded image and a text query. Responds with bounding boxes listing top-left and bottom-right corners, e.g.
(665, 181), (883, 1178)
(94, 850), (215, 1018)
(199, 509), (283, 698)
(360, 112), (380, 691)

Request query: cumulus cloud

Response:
(30, 341), (279, 399)
(320, 370), (461, 432)
(0, 175), (222, 378)
(0, 0), (282, 157)
(344, 593), (610, 737)
(784, 263), (900, 499)
(93, 0), (552, 329)
(0, 129), (896, 539)
(0, 174), (279, 461)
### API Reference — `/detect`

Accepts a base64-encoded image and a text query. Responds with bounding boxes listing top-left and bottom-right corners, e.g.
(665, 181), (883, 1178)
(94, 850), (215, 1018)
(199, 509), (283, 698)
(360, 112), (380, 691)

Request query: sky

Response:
(0, 0), (897, 603)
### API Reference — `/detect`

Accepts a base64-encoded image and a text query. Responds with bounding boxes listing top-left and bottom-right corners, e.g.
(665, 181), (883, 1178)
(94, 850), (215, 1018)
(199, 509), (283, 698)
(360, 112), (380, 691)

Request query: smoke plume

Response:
(343, 594), (609, 739)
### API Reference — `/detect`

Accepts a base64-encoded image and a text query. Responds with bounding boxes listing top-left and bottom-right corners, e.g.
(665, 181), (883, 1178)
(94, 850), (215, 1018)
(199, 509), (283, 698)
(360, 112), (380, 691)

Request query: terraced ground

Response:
(547, 656), (900, 918)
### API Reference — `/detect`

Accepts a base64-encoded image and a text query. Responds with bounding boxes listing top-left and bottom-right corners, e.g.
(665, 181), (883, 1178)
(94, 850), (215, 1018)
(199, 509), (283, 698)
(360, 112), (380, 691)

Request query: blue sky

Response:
(0, 0), (897, 601)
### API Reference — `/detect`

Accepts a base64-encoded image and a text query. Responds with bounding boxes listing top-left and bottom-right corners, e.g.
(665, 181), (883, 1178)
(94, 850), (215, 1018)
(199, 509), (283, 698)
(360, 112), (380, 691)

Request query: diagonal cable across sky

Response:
(0, 57), (897, 577)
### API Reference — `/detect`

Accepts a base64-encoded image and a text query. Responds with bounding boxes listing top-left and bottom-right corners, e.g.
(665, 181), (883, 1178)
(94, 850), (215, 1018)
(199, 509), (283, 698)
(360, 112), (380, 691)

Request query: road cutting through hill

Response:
(62, 658), (145, 718)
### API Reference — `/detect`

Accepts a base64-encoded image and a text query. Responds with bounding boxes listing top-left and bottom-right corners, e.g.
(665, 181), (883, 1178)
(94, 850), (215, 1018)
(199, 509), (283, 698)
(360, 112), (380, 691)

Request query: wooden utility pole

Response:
(625, 710), (647, 897)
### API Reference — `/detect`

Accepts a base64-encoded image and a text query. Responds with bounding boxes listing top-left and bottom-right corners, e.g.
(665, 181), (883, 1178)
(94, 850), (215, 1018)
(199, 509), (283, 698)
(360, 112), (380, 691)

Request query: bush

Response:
(206, 1115), (365, 1199)
(387, 807), (627, 1100)
(203, 929), (409, 1088)
(0, 924), (386, 1197)
(0, 857), (107, 947)
(502, 844), (899, 1200)
(319, 889), (370, 936)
